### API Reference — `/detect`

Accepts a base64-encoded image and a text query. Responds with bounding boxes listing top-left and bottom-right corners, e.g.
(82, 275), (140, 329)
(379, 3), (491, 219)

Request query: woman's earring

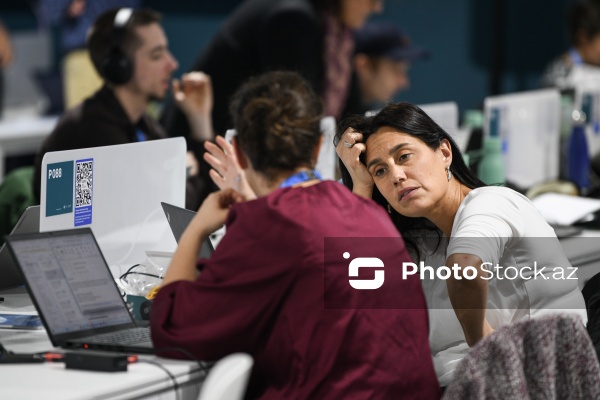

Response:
(446, 167), (452, 182)
(387, 204), (392, 214)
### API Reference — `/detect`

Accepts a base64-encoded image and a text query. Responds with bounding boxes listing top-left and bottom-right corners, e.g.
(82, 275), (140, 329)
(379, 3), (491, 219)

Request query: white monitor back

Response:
(315, 116), (337, 180)
(417, 102), (464, 151)
(40, 138), (186, 267)
(484, 89), (561, 188)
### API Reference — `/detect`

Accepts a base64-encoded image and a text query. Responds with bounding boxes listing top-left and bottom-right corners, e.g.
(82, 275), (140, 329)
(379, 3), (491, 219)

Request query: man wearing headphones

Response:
(33, 8), (213, 209)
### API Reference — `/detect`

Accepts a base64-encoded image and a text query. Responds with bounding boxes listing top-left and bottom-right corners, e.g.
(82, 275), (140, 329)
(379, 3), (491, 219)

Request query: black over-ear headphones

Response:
(101, 8), (134, 85)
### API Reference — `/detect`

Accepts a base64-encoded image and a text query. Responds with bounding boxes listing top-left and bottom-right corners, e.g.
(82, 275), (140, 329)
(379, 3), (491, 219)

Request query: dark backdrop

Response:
(0, 0), (576, 116)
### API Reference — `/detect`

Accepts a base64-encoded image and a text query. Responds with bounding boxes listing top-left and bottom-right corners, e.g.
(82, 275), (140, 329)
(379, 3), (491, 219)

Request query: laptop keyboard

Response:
(78, 327), (151, 345)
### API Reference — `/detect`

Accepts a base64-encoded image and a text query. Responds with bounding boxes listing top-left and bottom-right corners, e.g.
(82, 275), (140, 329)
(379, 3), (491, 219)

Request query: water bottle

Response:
(566, 110), (590, 194)
(559, 94), (574, 179)
(478, 108), (505, 185)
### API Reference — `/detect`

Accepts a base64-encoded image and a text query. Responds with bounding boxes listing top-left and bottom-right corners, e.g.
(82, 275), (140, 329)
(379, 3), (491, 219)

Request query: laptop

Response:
(0, 206), (40, 290)
(5, 228), (154, 354)
(161, 202), (214, 258)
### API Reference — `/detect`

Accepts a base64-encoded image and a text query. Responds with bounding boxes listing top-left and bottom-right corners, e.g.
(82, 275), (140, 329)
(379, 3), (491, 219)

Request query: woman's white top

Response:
(421, 186), (587, 387)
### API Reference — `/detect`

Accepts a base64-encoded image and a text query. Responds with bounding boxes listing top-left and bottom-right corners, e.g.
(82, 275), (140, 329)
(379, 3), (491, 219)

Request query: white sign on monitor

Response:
(40, 138), (186, 267)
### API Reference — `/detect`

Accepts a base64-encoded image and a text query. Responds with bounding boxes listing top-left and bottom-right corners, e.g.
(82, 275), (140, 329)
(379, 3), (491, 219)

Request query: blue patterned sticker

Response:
(74, 158), (93, 227)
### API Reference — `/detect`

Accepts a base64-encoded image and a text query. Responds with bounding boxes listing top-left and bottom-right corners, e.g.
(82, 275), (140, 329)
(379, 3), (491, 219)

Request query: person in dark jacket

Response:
(34, 8), (214, 208)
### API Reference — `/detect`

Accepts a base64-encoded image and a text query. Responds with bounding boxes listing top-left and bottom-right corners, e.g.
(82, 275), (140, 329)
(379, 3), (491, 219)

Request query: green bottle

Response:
(478, 108), (505, 185)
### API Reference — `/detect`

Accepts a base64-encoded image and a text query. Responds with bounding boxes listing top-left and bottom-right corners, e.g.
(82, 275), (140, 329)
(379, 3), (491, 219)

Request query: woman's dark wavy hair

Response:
(335, 102), (486, 253)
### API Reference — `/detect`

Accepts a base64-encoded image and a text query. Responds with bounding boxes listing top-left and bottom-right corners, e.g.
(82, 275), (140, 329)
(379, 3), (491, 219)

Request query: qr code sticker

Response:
(76, 160), (93, 207)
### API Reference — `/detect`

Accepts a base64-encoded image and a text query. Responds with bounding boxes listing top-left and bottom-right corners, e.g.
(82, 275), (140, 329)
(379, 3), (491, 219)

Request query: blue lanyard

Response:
(136, 129), (146, 142)
(279, 170), (322, 188)
(569, 48), (583, 66)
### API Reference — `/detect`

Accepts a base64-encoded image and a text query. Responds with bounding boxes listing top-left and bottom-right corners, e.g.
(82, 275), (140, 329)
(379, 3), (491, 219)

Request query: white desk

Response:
(560, 230), (600, 289)
(0, 288), (206, 400)
(0, 115), (57, 182)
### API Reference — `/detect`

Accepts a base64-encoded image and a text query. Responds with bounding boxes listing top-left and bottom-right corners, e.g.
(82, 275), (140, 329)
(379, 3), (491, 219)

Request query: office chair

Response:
(198, 353), (253, 400)
(0, 166), (35, 246)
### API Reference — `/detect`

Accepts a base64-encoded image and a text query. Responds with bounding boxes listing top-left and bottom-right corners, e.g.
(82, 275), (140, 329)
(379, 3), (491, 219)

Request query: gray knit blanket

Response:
(443, 313), (600, 399)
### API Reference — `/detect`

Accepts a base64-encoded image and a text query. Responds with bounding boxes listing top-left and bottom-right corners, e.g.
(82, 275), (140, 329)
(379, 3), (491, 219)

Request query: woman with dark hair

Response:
(335, 102), (587, 387)
(151, 73), (441, 399)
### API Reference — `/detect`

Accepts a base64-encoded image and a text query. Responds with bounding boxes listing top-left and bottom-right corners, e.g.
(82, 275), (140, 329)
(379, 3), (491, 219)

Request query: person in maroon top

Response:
(150, 71), (440, 399)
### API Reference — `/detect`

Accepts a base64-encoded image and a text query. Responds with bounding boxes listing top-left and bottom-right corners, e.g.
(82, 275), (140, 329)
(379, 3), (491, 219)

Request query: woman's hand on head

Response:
(336, 127), (374, 198)
(204, 136), (256, 199)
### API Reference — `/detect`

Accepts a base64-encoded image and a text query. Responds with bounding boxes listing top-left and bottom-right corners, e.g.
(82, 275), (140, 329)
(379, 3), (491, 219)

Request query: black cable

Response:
(137, 359), (180, 400)
(120, 271), (162, 281)
(152, 346), (213, 376)
(119, 263), (162, 283)
(118, 264), (142, 281)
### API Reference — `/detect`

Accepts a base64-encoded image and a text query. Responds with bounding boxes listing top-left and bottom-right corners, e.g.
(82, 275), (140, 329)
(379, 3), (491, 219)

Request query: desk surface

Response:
(0, 114), (58, 182)
(0, 115), (58, 138)
(559, 230), (600, 288)
(0, 288), (205, 400)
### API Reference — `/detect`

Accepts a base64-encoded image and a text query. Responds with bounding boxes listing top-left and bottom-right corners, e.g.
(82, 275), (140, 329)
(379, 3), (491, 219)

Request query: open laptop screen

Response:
(6, 229), (133, 340)
(161, 202), (214, 258)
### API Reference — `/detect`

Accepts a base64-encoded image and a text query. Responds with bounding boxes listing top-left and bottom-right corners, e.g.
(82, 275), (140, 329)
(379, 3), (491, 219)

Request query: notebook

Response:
(0, 206), (40, 290)
(161, 202), (214, 258)
(5, 228), (154, 354)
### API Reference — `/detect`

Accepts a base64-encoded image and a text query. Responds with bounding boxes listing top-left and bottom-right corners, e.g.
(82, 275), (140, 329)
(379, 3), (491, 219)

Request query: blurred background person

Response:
(160, 0), (383, 205)
(36, 0), (140, 110)
(34, 8), (213, 209)
(540, 0), (600, 87)
(0, 20), (13, 118)
(343, 21), (428, 117)
(161, 0), (383, 138)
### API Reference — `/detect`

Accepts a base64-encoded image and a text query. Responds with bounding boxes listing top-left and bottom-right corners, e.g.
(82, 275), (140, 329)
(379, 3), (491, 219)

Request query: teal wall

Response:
(0, 0), (575, 116)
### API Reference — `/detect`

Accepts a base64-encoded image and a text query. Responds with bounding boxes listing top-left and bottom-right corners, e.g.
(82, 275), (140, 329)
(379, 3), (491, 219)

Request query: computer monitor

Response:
(418, 102), (465, 152)
(39, 138), (186, 267)
(484, 88), (561, 189)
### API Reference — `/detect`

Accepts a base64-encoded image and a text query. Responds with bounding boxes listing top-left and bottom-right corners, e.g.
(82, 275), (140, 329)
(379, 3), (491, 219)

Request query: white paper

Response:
(531, 192), (600, 226)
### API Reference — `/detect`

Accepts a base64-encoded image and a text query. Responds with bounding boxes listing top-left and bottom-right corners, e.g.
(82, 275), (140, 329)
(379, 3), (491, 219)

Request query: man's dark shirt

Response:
(34, 85), (205, 208)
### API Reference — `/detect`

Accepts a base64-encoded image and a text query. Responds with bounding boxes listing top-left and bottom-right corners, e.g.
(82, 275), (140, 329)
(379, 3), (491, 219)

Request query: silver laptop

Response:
(5, 228), (154, 354)
(161, 202), (214, 258)
(0, 206), (40, 290)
